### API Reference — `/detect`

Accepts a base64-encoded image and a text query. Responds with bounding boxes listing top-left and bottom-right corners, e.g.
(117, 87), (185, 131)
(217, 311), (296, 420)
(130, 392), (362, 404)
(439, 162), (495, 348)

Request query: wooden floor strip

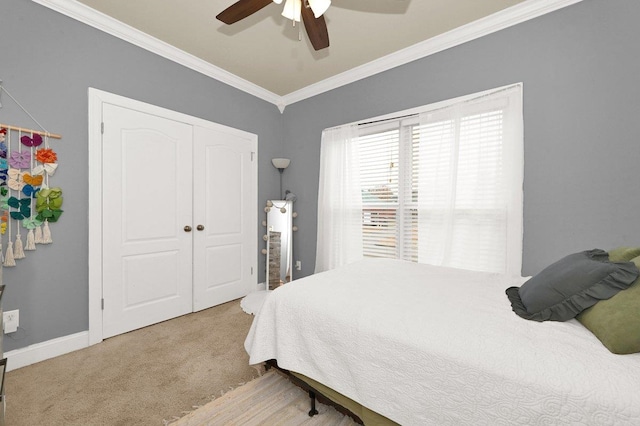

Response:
(171, 371), (358, 426)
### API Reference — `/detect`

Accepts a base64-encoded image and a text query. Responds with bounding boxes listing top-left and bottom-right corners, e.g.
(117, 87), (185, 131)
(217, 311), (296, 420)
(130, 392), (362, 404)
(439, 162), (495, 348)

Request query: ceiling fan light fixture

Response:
(217, 0), (330, 51)
(307, 0), (331, 18)
(281, 0), (302, 22)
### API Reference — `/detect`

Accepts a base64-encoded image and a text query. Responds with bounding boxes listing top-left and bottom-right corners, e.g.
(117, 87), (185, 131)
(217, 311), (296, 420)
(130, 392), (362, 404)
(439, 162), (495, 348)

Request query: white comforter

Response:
(244, 259), (640, 425)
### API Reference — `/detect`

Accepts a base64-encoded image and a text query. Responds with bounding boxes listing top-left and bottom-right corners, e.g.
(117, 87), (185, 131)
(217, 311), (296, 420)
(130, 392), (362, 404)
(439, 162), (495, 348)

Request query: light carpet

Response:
(168, 370), (357, 426)
(6, 300), (261, 425)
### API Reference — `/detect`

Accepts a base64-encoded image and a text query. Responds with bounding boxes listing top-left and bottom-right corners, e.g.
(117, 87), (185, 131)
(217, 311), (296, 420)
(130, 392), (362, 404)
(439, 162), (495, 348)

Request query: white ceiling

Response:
(37, 0), (581, 106)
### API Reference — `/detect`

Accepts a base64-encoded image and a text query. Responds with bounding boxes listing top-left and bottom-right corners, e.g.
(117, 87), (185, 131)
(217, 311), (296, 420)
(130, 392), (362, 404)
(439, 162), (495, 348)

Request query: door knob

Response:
(197, 225), (205, 231)
(184, 225), (192, 232)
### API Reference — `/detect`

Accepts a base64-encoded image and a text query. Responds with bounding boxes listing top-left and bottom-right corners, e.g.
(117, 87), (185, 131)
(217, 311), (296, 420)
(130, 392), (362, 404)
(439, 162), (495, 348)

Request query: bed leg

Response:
(308, 390), (319, 417)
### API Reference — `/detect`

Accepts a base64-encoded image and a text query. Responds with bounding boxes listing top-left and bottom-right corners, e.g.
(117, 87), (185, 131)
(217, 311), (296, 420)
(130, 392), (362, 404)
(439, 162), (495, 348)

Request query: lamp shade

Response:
(281, 0), (302, 22)
(308, 0), (331, 18)
(272, 0), (283, 4)
(272, 158), (291, 169)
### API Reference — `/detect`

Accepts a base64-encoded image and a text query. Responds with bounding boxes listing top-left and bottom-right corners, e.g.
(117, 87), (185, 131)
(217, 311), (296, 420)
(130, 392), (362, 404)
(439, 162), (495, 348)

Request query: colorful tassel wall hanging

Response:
(0, 81), (64, 267)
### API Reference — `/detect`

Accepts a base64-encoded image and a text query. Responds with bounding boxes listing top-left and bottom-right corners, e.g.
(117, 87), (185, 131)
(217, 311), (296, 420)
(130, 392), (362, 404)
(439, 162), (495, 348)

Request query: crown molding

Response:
(32, 0), (583, 112)
(282, 0), (584, 107)
(31, 0), (282, 106)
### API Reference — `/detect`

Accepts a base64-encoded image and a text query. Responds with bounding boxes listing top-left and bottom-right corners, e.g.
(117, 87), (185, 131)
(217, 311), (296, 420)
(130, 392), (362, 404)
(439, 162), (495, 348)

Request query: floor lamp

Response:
(272, 158), (290, 199)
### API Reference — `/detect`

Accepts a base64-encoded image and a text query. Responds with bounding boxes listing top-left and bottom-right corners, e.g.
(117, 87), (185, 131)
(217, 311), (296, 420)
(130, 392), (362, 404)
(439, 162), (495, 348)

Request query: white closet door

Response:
(102, 103), (193, 339)
(192, 126), (256, 311)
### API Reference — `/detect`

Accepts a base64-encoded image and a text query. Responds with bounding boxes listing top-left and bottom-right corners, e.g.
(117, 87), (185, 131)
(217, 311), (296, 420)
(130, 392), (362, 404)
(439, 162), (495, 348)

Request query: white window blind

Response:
(359, 128), (400, 259)
(316, 84), (523, 275)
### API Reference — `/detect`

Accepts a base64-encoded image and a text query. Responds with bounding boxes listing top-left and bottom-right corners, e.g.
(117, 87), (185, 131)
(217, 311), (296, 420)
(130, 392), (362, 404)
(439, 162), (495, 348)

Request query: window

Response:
(316, 84), (523, 276)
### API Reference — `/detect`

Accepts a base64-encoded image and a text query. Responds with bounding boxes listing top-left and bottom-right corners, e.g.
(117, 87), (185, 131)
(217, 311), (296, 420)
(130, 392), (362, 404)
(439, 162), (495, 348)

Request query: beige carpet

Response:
(169, 370), (357, 426)
(5, 299), (263, 425)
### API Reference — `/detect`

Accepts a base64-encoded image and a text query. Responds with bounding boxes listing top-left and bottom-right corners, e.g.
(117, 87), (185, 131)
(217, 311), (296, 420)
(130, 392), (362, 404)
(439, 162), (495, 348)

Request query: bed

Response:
(244, 258), (640, 425)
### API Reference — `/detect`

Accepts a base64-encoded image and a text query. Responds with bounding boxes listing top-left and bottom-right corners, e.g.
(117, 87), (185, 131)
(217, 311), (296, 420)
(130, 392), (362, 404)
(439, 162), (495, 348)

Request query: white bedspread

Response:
(244, 259), (640, 425)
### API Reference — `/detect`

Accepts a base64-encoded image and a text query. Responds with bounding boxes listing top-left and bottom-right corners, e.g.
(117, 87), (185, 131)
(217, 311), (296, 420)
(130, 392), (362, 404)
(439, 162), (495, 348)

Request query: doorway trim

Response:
(88, 88), (257, 345)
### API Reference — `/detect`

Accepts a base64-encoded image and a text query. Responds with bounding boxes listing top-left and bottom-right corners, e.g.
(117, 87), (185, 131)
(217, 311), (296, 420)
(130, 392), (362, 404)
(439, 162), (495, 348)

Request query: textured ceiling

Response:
(73, 0), (528, 96)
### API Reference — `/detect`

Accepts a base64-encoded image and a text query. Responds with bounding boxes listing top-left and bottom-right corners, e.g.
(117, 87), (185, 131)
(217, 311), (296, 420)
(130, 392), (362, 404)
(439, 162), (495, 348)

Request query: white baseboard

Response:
(4, 331), (89, 371)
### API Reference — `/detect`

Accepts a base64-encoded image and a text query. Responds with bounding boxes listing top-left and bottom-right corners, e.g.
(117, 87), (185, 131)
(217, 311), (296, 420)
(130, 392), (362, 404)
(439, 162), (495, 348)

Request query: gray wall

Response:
(0, 0), (284, 351)
(283, 0), (640, 279)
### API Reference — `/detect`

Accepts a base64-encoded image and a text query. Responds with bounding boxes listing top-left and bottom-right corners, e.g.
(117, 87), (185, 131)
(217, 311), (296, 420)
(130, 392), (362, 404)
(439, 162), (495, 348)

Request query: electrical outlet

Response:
(3, 309), (19, 334)
(295, 260), (302, 271)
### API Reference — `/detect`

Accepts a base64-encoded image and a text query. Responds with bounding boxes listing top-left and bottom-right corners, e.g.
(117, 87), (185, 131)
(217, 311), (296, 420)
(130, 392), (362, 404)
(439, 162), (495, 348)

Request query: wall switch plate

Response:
(3, 309), (19, 334)
(295, 260), (302, 271)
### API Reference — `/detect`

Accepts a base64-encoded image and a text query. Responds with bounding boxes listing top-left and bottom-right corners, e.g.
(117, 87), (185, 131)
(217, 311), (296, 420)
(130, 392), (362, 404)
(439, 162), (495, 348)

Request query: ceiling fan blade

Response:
(217, 0), (273, 24)
(301, 3), (330, 51)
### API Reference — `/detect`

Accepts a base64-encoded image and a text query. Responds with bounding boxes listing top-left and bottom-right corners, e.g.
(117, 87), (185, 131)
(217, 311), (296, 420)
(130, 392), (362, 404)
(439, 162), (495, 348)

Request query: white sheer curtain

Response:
(416, 85), (523, 276)
(314, 125), (363, 273)
(315, 85), (523, 276)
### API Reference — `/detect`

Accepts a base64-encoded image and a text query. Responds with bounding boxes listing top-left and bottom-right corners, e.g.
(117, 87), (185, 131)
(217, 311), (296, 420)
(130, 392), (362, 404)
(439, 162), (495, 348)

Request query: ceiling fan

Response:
(217, 0), (332, 51)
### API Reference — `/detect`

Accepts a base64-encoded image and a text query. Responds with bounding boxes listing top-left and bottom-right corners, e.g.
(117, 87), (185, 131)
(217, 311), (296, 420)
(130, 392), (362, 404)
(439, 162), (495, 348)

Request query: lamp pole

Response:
(278, 167), (284, 199)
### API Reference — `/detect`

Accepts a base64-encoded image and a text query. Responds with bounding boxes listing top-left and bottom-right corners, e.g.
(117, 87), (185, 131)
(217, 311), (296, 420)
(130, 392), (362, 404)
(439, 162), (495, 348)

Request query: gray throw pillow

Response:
(506, 249), (639, 322)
